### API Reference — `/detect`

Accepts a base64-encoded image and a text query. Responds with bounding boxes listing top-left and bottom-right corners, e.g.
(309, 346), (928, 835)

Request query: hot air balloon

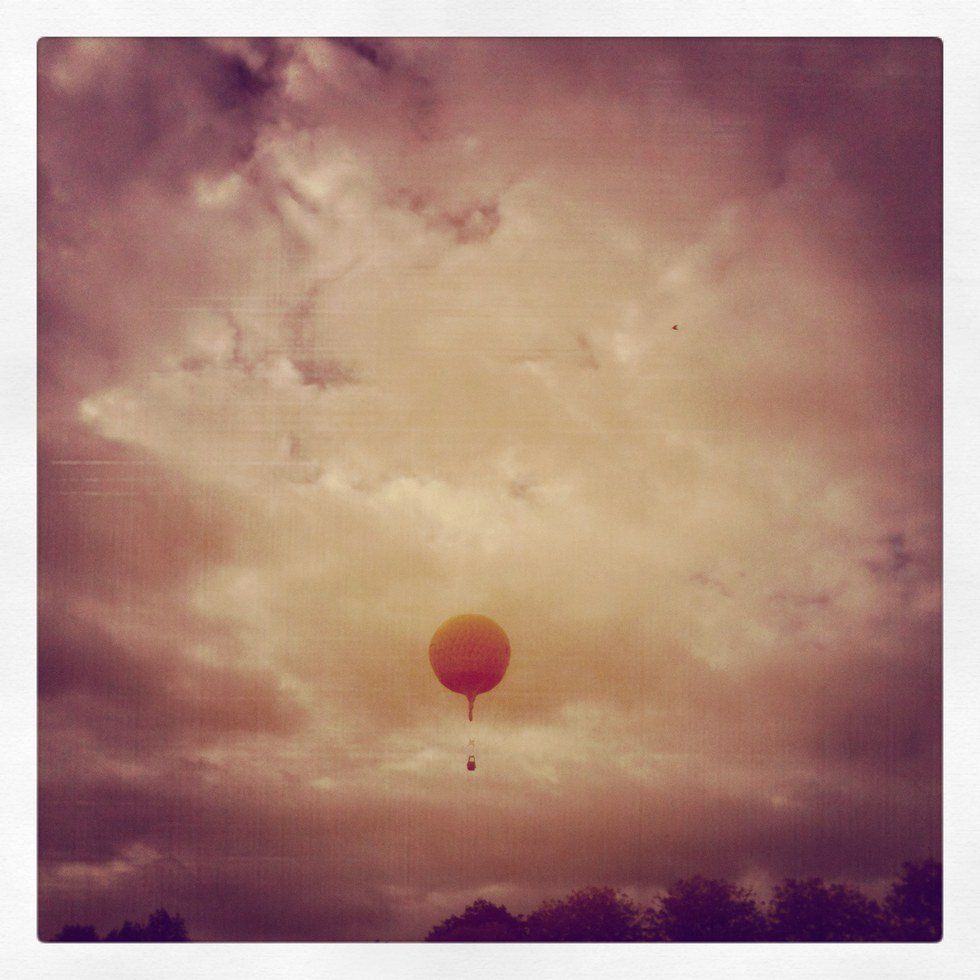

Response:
(429, 614), (510, 722)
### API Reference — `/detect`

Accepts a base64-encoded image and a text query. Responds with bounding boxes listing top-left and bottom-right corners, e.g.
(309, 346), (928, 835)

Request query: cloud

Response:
(38, 720), (938, 939)
(39, 609), (308, 752)
(38, 38), (941, 940)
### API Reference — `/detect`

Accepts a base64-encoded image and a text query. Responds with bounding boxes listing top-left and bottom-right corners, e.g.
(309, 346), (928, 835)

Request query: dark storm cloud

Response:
(38, 440), (234, 598)
(489, 37), (940, 281)
(38, 780), (399, 940)
(38, 38), (274, 203)
(331, 37), (396, 73)
(721, 621), (941, 775)
(659, 37), (942, 281)
(39, 609), (308, 750)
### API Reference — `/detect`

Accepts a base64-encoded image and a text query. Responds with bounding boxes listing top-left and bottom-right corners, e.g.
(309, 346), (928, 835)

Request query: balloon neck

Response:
(467, 695), (475, 722)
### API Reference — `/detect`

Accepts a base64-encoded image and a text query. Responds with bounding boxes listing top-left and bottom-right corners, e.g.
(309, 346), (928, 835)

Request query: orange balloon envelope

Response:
(429, 614), (510, 720)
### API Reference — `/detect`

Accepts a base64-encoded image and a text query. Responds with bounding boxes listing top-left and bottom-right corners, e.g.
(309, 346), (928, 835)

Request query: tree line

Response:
(48, 860), (939, 942)
(425, 860), (941, 942)
(51, 908), (188, 942)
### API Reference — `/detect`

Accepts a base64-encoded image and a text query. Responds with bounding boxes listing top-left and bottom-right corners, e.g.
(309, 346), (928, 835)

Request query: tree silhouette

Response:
(524, 886), (645, 942)
(649, 876), (767, 942)
(768, 878), (887, 941)
(885, 860), (942, 941)
(52, 908), (188, 942)
(425, 899), (525, 942)
(423, 863), (942, 943)
(142, 908), (189, 942)
(104, 920), (146, 942)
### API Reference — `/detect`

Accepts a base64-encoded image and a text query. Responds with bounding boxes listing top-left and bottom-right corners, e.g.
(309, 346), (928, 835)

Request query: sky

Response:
(37, 37), (941, 941)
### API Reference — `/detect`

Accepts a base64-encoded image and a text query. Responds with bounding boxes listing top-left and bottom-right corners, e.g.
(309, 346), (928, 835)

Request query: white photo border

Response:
(4, 2), (978, 977)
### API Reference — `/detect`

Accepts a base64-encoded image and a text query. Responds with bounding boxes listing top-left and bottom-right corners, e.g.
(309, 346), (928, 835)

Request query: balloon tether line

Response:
(467, 696), (476, 772)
